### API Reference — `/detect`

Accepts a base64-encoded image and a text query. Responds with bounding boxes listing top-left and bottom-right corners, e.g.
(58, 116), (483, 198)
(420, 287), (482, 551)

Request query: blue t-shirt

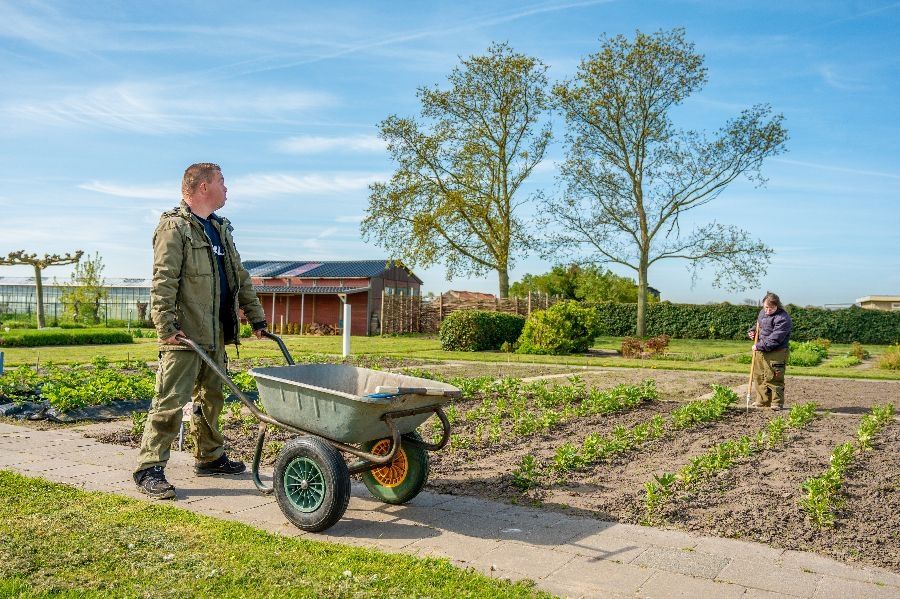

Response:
(194, 214), (231, 323)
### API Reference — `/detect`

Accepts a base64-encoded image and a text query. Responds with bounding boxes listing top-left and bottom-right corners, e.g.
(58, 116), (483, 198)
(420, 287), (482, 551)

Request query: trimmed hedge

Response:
(439, 310), (526, 352)
(0, 328), (134, 347)
(592, 302), (900, 344)
(517, 300), (601, 355)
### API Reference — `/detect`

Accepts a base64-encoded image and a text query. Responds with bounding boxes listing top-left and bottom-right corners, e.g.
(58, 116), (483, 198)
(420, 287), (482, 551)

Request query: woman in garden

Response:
(748, 292), (792, 410)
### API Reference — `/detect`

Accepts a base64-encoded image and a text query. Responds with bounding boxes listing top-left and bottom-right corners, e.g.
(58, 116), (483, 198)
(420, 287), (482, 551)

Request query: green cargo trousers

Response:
(752, 347), (789, 408)
(135, 339), (227, 473)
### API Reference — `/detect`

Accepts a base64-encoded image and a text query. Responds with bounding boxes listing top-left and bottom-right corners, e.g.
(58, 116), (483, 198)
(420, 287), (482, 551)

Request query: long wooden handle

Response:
(747, 322), (760, 397)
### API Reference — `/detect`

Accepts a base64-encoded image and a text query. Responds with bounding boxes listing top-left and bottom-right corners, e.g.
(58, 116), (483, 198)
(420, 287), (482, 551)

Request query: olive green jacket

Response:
(150, 201), (266, 350)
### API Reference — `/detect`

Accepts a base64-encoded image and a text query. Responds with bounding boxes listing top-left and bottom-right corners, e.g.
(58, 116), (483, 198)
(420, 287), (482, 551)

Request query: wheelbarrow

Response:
(179, 331), (460, 532)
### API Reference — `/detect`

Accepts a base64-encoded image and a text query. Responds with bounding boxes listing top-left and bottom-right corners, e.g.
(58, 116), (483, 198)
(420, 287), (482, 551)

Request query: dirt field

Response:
(81, 366), (900, 573)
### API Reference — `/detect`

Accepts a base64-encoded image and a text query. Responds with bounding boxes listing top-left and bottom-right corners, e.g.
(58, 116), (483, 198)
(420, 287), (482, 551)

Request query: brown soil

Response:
(660, 416), (900, 572)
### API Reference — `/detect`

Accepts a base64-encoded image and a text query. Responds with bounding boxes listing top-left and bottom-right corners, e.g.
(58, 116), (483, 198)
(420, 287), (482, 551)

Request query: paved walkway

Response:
(1, 422), (898, 599)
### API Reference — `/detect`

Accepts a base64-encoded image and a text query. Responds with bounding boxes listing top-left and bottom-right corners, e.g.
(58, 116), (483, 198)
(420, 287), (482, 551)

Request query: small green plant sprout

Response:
(642, 472), (676, 526)
(511, 454), (540, 490)
(130, 410), (147, 438)
(856, 404), (894, 450)
(225, 399), (243, 422)
(553, 443), (583, 473)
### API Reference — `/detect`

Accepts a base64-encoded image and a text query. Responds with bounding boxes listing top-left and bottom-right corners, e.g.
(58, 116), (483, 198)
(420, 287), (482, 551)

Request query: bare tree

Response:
(0, 250), (83, 328)
(546, 29), (787, 335)
(362, 42), (552, 297)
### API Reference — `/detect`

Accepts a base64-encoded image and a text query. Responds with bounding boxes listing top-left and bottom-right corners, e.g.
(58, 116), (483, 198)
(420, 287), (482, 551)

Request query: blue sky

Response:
(1, 1), (898, 306)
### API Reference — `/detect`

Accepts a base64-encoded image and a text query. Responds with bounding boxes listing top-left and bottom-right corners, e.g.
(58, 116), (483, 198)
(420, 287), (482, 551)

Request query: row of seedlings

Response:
(799, 404), (895, 527)
(404, 369), (658, 449)
(512, 385), (742, 490)
(643, 403), (819, 525)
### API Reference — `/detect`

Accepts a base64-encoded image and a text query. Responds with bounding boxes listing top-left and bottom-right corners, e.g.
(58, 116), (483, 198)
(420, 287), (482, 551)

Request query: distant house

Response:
(245, 260), (423, 335)
(855, 295), (900, 311)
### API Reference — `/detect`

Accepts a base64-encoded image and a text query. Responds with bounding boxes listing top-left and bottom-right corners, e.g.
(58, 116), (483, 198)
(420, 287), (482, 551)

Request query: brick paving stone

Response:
(742, 589), (800, 599)
(435, 495), (523, 521)
(557, 531), (650, 564)
(781, 549), (896, 586)
(694, 536), (785, 562)
(812, 576), (900, 599)
(545, 555), (654, 597)
(637, 570), (747, 599)
(631, 545), (731, 579)
(405, 530), (502, 565)
(717, 559), (822, 597)
(598, 522), (701, 550)
(471, 542), (574, 579)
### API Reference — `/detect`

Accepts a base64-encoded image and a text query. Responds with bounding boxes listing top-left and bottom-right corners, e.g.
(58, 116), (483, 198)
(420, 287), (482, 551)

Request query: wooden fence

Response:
(379, 292), (556, 335)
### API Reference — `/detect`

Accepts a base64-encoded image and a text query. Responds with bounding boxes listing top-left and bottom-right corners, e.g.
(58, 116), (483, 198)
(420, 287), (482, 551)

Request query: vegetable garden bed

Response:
(35, 360), (900, 574)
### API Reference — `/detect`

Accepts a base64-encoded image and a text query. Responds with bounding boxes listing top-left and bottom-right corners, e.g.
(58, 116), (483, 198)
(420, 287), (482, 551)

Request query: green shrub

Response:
(591, 302), (900, 344)
(824, 356), (861, 368)
(517, 300), (600, 355)
(878, 344), (900, 370)
(0, 328), (133, 347)
(239, 323), (252, 338)
(849, 341), (869, 360)
(789, 341), (826, 367)
(439, 310), (525, 352)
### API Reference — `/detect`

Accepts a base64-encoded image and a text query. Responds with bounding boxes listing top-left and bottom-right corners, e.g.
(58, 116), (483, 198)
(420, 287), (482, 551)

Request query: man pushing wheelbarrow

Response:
(747, 292), (793, 411)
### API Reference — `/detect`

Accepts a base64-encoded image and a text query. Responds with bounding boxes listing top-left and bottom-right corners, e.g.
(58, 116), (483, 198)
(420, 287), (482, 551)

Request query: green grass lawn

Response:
(1, 334), (897, 380)
(0, 470), (548, 599)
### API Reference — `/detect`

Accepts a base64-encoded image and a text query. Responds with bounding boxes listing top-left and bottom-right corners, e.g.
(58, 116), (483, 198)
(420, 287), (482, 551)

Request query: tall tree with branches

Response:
(362, 42), (552, 297)
(0, 250), (83, 328)
(546, 29), (787, 335)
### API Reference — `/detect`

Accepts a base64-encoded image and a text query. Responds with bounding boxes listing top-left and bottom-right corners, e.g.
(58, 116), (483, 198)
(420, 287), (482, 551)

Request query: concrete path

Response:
(1, 422), (898, 599)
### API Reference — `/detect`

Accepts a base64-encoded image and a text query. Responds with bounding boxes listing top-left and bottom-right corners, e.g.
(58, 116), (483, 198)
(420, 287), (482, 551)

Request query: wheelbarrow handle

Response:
(260, 330), (295, 365)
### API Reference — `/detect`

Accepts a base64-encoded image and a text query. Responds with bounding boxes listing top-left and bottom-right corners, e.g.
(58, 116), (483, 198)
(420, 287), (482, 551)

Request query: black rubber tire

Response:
(273, 436), (350, 532)
(361, 432), (430, 505)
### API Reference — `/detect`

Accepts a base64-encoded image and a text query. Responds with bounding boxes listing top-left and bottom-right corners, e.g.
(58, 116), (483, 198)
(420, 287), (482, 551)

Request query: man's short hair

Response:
(182, 163), (221, 198)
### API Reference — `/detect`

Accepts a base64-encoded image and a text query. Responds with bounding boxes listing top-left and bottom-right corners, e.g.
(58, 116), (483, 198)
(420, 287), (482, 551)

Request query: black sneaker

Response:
(195, 454), (246, 476)
(134, 466), (176, 500)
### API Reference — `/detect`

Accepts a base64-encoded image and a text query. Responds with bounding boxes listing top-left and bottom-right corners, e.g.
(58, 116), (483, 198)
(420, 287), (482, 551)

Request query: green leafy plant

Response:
(877, 344), (900, 370)
(511, 454), (540, 490)
(439, 310), (526, 352)
(849, 341), (869, 360)
(516, 300), (600, 355)
(130, 411), (147, 438)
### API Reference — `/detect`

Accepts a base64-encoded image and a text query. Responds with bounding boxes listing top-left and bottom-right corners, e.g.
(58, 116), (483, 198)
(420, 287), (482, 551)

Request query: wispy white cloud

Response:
(3, 82), (333, 134)
(816, 64), (868, 91)
(231, 0), (615, 75)
(229, 172), (387, 197)
(79, 181), (175, 200)
(274, 135), (386, 154)
(773, 158), (900, 181)
(80, 171), (386, 201)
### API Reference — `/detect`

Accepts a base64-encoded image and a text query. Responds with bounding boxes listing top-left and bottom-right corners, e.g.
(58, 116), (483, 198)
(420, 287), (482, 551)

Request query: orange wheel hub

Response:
(369, 439), (408, 488)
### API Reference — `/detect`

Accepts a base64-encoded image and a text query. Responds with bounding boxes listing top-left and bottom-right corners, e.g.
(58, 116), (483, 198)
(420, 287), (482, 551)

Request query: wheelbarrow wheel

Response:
(274, 436), (350, 532)
(361, 432), (429, 505)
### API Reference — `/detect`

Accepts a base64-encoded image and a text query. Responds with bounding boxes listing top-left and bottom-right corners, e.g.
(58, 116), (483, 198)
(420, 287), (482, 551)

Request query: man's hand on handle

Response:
(163, 332), (185, 345)
(253, 328), (266, 339)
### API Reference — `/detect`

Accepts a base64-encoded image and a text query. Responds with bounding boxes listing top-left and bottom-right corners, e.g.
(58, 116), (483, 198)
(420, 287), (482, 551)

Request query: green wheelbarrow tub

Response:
(249, 364), (459, 444)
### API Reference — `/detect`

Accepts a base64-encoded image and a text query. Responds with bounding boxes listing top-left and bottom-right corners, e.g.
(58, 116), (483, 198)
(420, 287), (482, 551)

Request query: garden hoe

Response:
(746, 322), (760, 414)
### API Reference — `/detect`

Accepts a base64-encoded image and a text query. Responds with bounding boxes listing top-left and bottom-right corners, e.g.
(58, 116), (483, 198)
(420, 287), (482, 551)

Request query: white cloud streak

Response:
(3, 82), (333, 134)
(81, 172), (386, 201)
(274, 135), (386, 154)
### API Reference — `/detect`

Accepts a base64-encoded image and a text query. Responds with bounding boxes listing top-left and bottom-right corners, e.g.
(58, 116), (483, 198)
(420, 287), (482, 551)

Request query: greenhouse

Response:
(0, 276), (151, 324)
